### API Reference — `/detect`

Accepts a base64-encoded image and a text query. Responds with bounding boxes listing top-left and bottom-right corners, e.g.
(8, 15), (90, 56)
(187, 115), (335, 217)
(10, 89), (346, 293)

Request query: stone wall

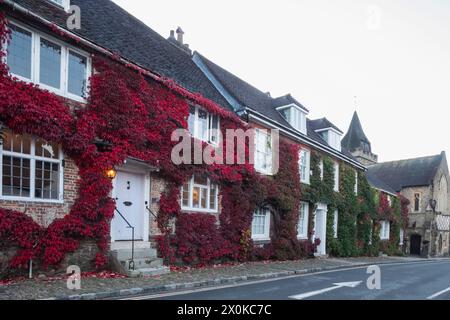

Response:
(0, 241), (101, 278)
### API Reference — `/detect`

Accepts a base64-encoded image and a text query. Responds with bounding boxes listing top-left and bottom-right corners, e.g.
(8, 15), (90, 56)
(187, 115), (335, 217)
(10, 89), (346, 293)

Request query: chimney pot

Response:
(169, 30), (175, 39)
(176, 27), (184, 44)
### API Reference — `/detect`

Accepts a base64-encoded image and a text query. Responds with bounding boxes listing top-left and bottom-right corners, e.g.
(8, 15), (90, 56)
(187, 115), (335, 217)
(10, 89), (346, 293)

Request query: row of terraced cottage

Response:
(0, 0), (449, 276)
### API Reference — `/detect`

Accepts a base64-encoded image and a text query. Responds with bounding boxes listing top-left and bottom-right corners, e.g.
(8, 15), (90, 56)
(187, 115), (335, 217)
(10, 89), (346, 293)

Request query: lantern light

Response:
(105, 168), (117, 180)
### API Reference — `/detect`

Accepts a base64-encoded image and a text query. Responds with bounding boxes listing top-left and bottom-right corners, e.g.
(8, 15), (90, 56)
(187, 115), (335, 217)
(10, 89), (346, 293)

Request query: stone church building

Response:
(343, 112), (450, 257)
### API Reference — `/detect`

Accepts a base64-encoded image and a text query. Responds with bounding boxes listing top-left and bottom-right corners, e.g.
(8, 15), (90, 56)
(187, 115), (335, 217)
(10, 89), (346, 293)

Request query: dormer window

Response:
(316, 128), (342, 151)
(48, 0), (71, 11)
(278, 104), (307, 135)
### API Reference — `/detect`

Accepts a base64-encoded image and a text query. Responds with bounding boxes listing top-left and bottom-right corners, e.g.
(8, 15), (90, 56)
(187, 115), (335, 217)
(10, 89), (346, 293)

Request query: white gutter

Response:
(247, 109), (366, 171)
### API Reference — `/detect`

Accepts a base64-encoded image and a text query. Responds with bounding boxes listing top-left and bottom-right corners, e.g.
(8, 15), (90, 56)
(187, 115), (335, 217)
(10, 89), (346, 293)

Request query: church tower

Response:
(342, 111), (378, 166)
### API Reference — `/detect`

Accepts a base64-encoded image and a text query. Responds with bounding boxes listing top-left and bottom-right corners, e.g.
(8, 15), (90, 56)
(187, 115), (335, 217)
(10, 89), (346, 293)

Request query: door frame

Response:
(110, 162), (150, 246)
(313, 203), (328, 256)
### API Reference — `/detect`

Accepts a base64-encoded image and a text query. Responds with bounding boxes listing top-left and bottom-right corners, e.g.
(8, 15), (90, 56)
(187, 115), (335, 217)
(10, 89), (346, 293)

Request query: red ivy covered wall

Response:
(0, 13), (312, 272)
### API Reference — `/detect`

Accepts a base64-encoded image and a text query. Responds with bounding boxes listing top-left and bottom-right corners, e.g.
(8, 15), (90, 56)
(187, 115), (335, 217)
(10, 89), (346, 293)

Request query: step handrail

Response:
(145, 205), (158, 220)
(114, 207), (135, 270)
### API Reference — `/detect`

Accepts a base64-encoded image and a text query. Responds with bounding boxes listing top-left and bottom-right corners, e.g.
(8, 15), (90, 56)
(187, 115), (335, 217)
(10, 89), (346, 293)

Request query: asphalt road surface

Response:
(127, 260), (450, 300)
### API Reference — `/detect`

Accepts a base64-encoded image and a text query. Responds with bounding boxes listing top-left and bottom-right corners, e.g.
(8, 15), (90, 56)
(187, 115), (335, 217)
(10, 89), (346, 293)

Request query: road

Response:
(126, 260), (450, 300)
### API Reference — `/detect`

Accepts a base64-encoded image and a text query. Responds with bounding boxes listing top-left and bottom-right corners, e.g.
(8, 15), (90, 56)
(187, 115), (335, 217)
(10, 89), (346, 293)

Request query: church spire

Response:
(342, 111), (378, 166)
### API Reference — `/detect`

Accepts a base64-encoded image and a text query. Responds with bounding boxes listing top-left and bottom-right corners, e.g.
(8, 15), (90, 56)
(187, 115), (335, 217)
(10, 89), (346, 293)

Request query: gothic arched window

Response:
(437, 175), (448, 212)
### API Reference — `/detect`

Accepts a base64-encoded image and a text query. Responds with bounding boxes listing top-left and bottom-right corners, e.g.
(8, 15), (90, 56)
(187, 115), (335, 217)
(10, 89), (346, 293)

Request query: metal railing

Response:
(145, 205), (158, 220)
(114, 207), (135, 270)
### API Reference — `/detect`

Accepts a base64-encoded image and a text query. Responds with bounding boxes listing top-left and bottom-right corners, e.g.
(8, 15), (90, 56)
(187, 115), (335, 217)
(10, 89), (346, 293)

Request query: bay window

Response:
(5, 22), (90, 101)
(299, 149), (310, 184)
(252, 207), (271, 240)
(181, 174), (218, 212)
(254, 129), (273, 175)
(187, 105), (220, 145)
(0, 130), (64, 202)
(297, 202), (309, 239)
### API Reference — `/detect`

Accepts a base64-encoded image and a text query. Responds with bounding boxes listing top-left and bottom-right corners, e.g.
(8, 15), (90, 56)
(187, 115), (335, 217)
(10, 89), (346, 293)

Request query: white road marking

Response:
(288, 281), (362, 300)
(427, 286), (450, 300)
(119, 260), (448, 300)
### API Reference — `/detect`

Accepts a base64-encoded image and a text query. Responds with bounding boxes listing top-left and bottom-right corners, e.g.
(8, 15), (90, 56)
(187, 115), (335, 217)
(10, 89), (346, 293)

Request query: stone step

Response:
(121, 257), (163, 270)
(112, 248), (157, 261)
(126, 266), (170, 278)
(139, 266), (170, 277)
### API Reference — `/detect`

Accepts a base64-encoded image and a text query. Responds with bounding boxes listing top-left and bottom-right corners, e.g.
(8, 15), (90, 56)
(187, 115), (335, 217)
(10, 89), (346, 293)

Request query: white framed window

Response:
(380, 220), (390, 240)
(252, 207), (271, 241)
(399, 229), (404, 246)
(181, 174), (218, 213)
(187, 105), (220, 145)
(317, 129), (342, 151)
(299, 149), (310, 184)
(254, 129), (273, 175)
(319, 159), (324, 180)
(48, 0), (71, 11)
(333, 161), (339, 192)
(297, 202), (309, 239)
(354, 171), (358, 194)
(5, 21), (91, 102)
(279, 105), (307, 134)
(333, 209), (339, 238)
(387, 195), (392, 206)
(0, 130), (64, 202)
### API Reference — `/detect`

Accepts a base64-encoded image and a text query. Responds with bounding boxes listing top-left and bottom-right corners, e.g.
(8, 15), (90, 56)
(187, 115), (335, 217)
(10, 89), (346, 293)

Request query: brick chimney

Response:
(176, 27), (184, 45)
(167, 27), (192, 55)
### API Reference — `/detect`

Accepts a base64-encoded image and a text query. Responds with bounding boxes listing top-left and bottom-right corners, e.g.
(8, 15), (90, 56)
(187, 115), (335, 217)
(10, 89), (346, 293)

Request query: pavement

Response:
(131, 259), (450, 300)
(0, 256), (446, 300)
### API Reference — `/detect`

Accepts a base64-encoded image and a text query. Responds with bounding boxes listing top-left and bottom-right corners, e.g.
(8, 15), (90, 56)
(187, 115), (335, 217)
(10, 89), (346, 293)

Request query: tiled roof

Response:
(309, 118), (343, 134)
(194, 52), (357, 161)
(6, 0), (233, 110)
(367, 153), (445, 192)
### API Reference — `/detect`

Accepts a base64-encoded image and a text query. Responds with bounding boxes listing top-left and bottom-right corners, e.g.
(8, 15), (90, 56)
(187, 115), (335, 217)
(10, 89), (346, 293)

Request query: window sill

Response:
(0, 196), (64, 204)
(10, 73), (88, 104)
(252, 236), (270, 242)
(255, 169), (273, 176)
(297, 236), (308, 240)
(181, 207), (218, 214)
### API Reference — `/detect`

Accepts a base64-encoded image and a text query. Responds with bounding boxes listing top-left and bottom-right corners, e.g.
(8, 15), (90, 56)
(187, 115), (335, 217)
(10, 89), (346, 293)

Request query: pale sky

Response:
(112, 0), (450, 162)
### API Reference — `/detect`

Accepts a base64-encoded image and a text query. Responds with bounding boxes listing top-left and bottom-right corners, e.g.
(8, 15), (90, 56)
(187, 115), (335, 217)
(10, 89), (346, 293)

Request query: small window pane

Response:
(35, 160), (59, 199)
(68, 51), (88, 97)
(209, 114), (219, 144)
(188, 105), (196, 136)
(209, 185), (217, 210)
(36, 138), (59, 159)
(194, 174), (208, 186)
(192, 186), (200, 208)
(40, 38), (61, 89)
(200, 188), (207, 209)
(7, 25), (32, 79)
(197, 109), (208, 140)
(2, 156), (30, 197)
(182, 182), (190, 207)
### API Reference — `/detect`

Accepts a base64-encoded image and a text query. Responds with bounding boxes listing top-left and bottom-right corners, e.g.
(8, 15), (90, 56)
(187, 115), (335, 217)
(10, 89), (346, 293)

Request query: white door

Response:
(111, 171), (145, 241)
(314, 208), (327, 255)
